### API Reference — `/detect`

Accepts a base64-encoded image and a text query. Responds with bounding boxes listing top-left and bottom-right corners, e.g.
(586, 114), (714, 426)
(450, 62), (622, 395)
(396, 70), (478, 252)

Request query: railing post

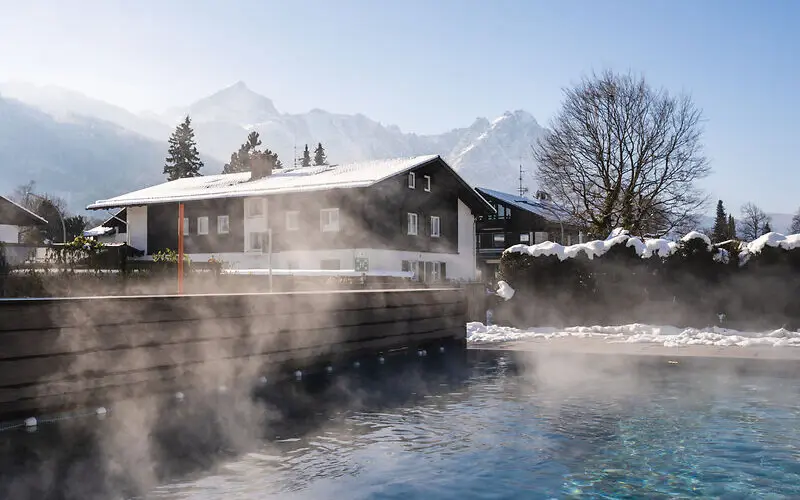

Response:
(178, 203), (184, 295)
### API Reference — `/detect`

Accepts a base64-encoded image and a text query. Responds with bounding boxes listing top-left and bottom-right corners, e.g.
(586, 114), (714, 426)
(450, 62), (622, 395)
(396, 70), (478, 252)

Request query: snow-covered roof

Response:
(84, 225), (114, 237)
(88, 155), (484, 210)
(476, 187), (570, 222)
(0, 196), (48, 226)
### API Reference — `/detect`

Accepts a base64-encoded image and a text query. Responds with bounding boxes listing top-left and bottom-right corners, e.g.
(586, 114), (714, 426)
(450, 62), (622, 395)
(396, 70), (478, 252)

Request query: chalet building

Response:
(88, 155), (494, 282)
(0, 195), (47, 244)
(84, 208), (127, 244)
(475, 187), (581, 279)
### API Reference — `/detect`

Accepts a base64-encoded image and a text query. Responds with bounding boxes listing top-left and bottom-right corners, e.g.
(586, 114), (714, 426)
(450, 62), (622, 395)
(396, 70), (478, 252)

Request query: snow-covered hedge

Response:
(496, 229), (800, 331)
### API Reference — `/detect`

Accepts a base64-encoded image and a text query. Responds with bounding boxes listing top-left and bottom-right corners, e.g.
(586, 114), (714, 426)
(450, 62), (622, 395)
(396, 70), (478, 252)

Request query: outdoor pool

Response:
(3, 348), (800, 499)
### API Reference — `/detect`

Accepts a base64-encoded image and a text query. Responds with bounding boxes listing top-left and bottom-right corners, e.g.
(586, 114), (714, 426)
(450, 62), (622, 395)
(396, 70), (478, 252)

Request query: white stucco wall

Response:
(127, 206), (148, 254)
(455, 199), (477, 280)
(0, 224), (20, 244)
(188, 247), (475, 280)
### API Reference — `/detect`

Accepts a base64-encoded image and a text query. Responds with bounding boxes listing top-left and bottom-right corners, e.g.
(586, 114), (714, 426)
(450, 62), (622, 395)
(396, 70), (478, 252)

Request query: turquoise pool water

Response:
(143, 350), (800, 499)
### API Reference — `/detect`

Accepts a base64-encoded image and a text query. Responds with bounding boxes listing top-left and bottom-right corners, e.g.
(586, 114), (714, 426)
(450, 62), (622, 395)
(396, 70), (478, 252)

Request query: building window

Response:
(182, 217), (189, 236)
(493, 233), (505, 247)
(217, 215), (230, 234)
(402, 260), (420, 280)
(431, 262), (442, 282)
(519, 233), (530, 243)
(246, 198), (264, 218)
(321, 259), (340, 270)
(424, 175), (431, 192)
(286, 211), (299, 231)
(534, 232), (548, 244)
(408, 172), (415, 189)
(407, 213), (418, 235)
(197, 217), (209, 235)
(320, 208), (339, 232)
(248, 232), (263, 251)
(430, 216), (440, 237)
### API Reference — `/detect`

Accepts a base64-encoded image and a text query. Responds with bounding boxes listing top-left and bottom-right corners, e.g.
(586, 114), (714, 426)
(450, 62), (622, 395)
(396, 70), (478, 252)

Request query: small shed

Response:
(0, 196), (48, 244)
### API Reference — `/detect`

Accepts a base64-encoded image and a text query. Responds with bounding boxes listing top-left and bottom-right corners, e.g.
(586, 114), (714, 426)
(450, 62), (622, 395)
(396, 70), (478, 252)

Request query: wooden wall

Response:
(0, 288), (465, 421)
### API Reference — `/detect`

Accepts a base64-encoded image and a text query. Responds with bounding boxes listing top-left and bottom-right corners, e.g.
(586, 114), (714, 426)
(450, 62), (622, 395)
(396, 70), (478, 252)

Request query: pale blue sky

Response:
(0, 0), (797, 213)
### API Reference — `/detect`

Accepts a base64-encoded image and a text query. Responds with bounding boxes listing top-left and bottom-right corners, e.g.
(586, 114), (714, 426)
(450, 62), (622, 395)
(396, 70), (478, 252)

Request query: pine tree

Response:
(222, 131), (284, 173)
(313, 142), (327, 166)
(164, 116), (203, 180)
(762, 221), (772, 235)
(727, 215), (737, 240)
(791, 208), (800, 235)
(711, 200), (728, 242)
(301, 144), (311, 167)
(245, 131), (261, 151)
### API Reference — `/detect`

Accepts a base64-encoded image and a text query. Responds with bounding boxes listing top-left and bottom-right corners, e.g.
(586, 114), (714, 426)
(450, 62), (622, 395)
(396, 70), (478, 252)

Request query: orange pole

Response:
(177, 202), (185, 294)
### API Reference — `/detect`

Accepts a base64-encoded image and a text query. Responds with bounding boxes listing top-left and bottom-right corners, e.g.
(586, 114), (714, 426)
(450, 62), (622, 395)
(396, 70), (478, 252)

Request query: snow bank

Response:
(504, 228), (800, 264)
(495, 280), (515, 300)
(505, 228), (679, 261)
(466, 322), (800, 348)
(739, 232), (800, 264)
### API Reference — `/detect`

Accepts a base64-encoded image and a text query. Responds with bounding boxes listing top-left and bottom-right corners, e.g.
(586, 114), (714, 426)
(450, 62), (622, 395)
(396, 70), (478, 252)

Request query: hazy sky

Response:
(0, 0), (798, 213)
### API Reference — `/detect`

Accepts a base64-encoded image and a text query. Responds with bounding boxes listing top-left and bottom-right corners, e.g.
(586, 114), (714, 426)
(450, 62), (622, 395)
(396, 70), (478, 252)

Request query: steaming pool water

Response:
(3, 347), (800, 499)
(152, 349), (800, 499)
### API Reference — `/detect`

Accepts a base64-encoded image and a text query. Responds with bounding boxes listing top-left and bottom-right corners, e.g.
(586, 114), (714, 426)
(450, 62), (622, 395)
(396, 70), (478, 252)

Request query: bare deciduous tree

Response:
(739, 202), (771, 241)
(533, 70), (710, 238)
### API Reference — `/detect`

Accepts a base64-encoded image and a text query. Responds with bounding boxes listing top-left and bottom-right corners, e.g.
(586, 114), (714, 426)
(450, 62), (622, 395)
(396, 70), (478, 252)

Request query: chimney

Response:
(250, 153), (275, 180)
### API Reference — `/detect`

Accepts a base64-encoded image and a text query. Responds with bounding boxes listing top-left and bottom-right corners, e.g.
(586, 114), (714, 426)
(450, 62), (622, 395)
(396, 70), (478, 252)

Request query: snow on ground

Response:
(467, 322), (800, 348)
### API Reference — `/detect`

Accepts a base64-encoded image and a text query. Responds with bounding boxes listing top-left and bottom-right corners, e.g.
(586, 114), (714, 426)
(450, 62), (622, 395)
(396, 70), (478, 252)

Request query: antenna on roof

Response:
(518, 164), (529, 197)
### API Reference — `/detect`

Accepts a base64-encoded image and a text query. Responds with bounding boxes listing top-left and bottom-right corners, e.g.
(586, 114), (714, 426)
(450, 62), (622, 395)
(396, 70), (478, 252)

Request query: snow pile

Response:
(739, 232), (800, 264)
(495, 280), (515, 301)
(505, 228), (679, 261)
(466, 322), (800, 348)
(680, 231), (713, 251)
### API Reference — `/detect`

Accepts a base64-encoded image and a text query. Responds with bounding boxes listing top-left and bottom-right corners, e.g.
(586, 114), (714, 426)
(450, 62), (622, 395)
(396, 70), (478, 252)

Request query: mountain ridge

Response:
(0, 80), (794, 232)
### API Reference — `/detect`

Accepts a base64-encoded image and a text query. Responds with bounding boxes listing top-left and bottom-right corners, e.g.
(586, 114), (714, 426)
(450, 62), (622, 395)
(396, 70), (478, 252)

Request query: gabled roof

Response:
(476, 187), (570, 222)
(0, 196), (48, 226)
(87, 155), (494, 214)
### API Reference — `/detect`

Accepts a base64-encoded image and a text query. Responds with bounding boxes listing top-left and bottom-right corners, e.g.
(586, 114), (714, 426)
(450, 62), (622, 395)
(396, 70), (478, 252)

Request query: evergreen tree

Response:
(313, 142), (327, 166)
(222, 131), (283, 173)
(245, 131), (261, 151)
(711, 200), (728, 242)
(791, 208), (800, 235)
(762, 221), (772, 235)
(727, 215), (737, 240)
(301, 144), (311, 167)
(164, 116), (203, 181)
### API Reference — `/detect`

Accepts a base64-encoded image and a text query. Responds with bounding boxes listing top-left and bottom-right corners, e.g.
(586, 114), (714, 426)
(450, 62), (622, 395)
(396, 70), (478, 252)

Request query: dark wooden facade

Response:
(0, 288), (467, 421)
(147, 198), (246, 255)
(475, 188), (579, 280)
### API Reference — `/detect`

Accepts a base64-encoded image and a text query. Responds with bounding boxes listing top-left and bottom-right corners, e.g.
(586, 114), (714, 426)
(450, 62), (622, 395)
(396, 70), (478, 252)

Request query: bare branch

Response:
(533, 70), (710, 237)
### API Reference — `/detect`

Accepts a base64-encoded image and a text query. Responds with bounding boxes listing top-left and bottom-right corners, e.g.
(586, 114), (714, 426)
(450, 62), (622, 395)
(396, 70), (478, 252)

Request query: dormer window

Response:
(424, 175), (431, 192)
(408, 172), (416, 189)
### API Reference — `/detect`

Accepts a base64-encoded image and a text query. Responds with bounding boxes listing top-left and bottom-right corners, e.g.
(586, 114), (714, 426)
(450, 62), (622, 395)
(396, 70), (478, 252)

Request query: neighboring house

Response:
(84, 208), (127, 244)
(87, 155), (494, 282)
(475, 187), (581, 279)
(0, 195), (47, 244)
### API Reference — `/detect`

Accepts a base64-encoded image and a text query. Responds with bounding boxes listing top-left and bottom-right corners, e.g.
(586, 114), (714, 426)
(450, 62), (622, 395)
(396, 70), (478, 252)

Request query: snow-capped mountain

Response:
(3, 81), (546, 199)
(151, 82), (547, 194)
(10, 79), (792, 232)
